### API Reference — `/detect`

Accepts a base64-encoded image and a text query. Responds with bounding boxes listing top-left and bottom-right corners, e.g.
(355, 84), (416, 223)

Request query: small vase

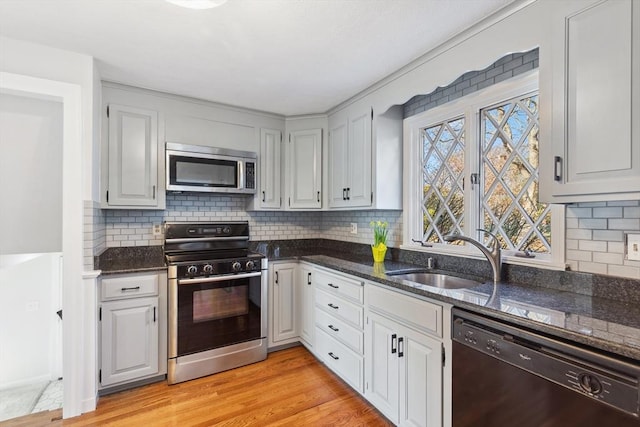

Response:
(371, 244), (387, 263)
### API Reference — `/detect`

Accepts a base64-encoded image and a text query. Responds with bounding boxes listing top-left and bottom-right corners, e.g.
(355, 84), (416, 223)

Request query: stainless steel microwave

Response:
(166, 142), (257, 194)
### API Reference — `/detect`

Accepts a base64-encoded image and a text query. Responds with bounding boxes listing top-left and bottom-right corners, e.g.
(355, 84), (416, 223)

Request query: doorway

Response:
(0, 71), (85, 420)
(0, 93), (64, 421)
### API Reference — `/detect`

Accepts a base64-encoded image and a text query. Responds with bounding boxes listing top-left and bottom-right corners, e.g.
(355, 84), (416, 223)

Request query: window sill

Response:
(399, 243), (566, 271)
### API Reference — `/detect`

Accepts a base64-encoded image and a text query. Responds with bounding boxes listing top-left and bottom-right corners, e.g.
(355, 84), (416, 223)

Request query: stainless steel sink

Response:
(387, 270), (482, 289)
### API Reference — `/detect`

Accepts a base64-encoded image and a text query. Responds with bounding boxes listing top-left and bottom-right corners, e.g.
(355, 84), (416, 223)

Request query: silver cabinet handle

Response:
(398, 337), (404, 357)
(317, 191), (320, 203)
(275, 271), (279, 284)
(328, 324), (339, 332)
(307, 272), (312, 285)
(262, 191), (266, 202)
(152, 185), (156, 199)
(328, 352), (339, 360)
(391, 333), (397, 354)
(328, 283), (339, 289)
(121, 286), (140, 292)
(328, 303), (339, 309)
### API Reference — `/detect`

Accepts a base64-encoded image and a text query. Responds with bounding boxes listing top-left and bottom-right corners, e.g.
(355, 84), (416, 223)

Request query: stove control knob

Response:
(232, 261), (242, 272)
(203, 264), (214, 274)
(245, 260), (255, 270)
(187, 265), (198, 275)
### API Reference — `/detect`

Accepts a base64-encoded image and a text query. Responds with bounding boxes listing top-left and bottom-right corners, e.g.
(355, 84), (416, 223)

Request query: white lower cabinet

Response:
(269, 262), (299, 347)
(298, 262), (315, 348)
(99, 271), (167, 390)
(100, 297), (159, 386)
(365, 284), (447, 427)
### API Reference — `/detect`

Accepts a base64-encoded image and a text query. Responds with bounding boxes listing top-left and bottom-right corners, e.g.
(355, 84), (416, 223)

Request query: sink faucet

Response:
(443, 229), (502, 284)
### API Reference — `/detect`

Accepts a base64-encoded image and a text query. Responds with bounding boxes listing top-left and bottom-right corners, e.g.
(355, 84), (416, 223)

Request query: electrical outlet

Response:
(153, 223), (163, 237)
(627, 233), (640, 261)
(350, 223), (358, 234)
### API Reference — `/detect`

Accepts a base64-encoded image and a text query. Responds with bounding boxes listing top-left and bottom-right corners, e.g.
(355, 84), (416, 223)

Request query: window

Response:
(403, 71), (564, 268)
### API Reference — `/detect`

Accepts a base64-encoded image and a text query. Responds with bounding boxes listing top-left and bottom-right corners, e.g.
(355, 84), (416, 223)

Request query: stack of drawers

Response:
(313, 267), (365, 393)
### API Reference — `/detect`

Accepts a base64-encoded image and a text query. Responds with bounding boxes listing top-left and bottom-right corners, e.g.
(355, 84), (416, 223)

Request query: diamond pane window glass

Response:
(480, 93), (551, 254)
(421, 117), (465, 243)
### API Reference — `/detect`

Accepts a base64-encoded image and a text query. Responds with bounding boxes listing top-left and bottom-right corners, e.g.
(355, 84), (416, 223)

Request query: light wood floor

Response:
(2, 346), (392, 427)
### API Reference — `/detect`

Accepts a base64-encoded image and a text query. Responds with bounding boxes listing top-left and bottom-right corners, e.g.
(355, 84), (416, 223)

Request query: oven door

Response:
(170, 271), (264, 358)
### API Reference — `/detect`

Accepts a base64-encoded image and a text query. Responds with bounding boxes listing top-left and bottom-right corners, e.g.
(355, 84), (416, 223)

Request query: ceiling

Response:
(0, 0), (517, 116)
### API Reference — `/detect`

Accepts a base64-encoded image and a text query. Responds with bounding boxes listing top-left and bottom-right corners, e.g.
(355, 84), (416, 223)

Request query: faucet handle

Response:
(477, 229), (500, 250)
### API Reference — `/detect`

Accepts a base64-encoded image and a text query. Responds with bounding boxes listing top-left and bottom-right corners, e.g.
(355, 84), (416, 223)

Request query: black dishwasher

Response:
(452, 308), (640, 427)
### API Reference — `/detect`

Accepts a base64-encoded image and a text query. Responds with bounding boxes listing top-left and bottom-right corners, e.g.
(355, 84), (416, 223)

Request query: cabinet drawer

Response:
(314, 268), (364, 303)
(102, 273), (159, 301)
(315, 288), (363, 328)
(316, 307), (364, 354)
(315, 327), (363, 393)
(366, 284), (442, 338)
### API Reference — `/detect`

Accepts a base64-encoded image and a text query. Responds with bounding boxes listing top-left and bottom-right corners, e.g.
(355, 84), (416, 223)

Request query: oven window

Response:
(193, 286), (248, 322)
(171, 155), (237, 188)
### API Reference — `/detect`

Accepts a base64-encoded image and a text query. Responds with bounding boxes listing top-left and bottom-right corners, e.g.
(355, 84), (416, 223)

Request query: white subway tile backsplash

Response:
(592, 252), (624, 265)
(592, 207), (623, 218)
(578, 261), (608, 275)
(608, 218), (640, 230)
(566, 201), (640, 278)
(577, 240), (607, 252)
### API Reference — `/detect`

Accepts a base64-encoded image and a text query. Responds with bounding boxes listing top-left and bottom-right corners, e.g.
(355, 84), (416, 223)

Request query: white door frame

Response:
(0, 71), (84, 418)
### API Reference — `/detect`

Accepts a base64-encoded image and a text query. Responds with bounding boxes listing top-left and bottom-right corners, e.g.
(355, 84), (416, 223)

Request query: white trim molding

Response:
(0, 71), (87, 418)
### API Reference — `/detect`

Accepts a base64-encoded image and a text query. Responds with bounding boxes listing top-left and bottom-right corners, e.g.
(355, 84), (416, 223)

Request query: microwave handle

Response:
(237, 160), (245, 190)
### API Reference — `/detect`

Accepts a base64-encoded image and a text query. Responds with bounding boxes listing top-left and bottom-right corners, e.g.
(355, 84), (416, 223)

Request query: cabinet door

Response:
(270, 263), (298, 345)
(365, 312), (400, 424)
(328, 118), (349, 208)
(347, 110), (372, 207)
(101, 297), (159, 387)
(541, 0), (640, 201)
(106, 104), (161, 207)
(299, 264), (315, 346)
(289, 129), (322, 209)
(259, 128), (282, 209)
(398, 324), (442, 427)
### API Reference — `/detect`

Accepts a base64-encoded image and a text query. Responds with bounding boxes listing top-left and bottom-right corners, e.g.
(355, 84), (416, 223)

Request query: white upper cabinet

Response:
(288, 128), (322, 209)
(104, 104), (165, 209)
(328, 104), (402, 210)
(328, 106), (372, 208)
(539, 0), (640, 202)
(258, 128), (282, 209)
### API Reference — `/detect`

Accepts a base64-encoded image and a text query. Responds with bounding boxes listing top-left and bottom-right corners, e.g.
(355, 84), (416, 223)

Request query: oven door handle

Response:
(165, 236), (249, 244)
(177, 271), (262, 285)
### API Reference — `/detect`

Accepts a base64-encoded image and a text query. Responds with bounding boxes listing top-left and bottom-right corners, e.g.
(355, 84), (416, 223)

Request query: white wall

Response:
(0, 253), (62, 389)
(0, 36), (99, 203)
(0, 93), (63, 254)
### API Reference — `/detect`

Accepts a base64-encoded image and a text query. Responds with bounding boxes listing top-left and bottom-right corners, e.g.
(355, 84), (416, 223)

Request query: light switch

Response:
(627, 233), (640, 261)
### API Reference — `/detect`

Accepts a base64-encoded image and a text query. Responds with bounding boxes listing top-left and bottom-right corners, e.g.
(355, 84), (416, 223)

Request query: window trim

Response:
(402, 70), (566, 270)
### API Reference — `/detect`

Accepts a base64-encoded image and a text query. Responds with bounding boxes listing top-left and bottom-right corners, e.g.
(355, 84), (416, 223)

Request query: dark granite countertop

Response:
(95, 246), (166, 275)
(295, 254), (640, 362)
